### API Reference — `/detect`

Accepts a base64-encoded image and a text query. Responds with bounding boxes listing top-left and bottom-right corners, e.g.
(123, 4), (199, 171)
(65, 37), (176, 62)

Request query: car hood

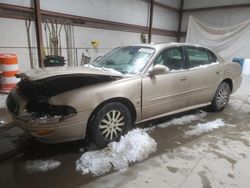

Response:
(15, 66), (127, 98)
(21, 66), (124, 80)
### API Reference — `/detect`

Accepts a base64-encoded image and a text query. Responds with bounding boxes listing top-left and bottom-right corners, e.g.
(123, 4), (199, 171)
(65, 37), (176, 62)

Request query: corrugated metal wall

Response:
(0, 0), (180, 71)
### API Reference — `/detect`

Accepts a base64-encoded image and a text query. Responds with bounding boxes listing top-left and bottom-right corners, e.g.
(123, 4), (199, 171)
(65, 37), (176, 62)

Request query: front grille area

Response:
(6, 94), (19, 115)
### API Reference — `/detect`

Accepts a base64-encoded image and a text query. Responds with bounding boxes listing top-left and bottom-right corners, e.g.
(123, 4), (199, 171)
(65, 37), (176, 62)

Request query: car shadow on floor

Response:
(3, 106), (243, 188)
(14, 107), (209, 162)
(13, 137), (92, 161)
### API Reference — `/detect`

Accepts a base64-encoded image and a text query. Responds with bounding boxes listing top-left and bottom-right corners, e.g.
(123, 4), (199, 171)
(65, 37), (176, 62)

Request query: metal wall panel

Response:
(183, 0), (250, 9)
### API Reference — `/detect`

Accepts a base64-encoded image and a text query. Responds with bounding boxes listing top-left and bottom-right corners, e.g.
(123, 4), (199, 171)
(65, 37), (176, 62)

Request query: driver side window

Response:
(154, 47), (185, 71)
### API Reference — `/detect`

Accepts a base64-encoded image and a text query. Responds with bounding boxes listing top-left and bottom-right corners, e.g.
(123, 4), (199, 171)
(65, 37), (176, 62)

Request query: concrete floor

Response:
(0, 76), (250, 188)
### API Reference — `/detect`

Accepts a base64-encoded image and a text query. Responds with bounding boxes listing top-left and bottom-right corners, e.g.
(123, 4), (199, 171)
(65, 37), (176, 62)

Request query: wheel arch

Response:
(86, 97), (137, 136)
(222, 78), (233, 93)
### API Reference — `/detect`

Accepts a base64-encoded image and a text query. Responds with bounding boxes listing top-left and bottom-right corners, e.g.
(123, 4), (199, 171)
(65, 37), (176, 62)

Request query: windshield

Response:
(91, 46), (155, 74)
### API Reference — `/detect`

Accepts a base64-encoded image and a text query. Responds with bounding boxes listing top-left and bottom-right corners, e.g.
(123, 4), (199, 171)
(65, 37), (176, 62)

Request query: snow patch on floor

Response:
(25, 159), (61, 173)
(76, 128), (157, 176)
(157, 111), (207, 128)
(185, 119), (225, 136)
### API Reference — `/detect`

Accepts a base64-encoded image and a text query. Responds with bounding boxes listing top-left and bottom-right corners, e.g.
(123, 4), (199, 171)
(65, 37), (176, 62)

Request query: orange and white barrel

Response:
(0, 54), (20, 93)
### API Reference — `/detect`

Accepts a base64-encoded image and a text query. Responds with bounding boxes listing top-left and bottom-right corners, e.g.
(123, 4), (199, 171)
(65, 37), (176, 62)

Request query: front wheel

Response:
(210, 82), (230, 112)
(89, 102), (132, 147)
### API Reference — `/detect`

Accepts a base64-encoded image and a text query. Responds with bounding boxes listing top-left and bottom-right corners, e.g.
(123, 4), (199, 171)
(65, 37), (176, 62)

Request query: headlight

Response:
(25, 100), (77, 123)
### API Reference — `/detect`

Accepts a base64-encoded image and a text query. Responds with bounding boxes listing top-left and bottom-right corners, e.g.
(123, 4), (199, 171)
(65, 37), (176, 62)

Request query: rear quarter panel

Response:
(222, 62), (242, 93)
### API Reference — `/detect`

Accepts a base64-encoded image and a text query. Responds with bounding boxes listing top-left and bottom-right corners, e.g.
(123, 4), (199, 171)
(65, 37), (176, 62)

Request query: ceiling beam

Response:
(141, 0), (180, 12)
(148, 0), (154, 43)
(0, 3), (33, 13)
(34, 0), (44, 68)
(154, 1), (180, 12)
(177, 0), (184, 42)
(183, 3), (250, 12)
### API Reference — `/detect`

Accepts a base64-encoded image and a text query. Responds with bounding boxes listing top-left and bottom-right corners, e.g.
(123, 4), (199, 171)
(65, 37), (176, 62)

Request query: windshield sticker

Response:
(139, 48), (154, 53)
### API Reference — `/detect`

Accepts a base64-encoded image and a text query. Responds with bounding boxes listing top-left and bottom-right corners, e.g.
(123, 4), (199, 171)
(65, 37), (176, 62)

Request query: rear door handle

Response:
(180, 76), (187, 81)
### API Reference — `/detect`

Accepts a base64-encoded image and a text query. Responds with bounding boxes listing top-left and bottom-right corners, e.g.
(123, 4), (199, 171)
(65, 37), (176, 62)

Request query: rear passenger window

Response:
(207, 50), (218, 63)
(154, 47), (185, 71)
(186, 47), (210, 68)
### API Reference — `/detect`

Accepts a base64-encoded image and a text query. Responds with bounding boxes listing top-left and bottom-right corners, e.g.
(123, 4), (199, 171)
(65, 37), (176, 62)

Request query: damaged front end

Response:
(20, 100), (77, 125)
(7, 80), (77, 125)
(7, 72), (120, 126)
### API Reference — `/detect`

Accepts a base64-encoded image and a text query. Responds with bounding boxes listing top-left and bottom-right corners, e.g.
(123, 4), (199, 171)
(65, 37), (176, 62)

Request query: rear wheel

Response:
(210, 82), (230, 112)
(89, 102), (131, 147)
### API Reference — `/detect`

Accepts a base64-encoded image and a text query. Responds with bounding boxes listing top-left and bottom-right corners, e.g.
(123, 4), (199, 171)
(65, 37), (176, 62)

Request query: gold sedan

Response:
(6, 43), (242, 147)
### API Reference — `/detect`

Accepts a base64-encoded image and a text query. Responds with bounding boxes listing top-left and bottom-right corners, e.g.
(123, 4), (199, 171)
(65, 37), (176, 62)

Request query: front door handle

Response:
(216, 70), (222, 74)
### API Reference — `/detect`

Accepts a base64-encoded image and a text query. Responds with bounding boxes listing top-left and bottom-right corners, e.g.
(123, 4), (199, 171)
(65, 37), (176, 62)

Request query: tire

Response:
(210, 82), (230, 112)
(89, 102), (132, 147)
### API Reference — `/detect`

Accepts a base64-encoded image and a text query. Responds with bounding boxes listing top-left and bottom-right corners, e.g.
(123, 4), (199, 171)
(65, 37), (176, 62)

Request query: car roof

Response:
(128, 42), (215, 52)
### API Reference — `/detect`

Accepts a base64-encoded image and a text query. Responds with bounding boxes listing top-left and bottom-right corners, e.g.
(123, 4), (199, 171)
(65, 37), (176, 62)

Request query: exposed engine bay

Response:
(7, 73), (122, 123)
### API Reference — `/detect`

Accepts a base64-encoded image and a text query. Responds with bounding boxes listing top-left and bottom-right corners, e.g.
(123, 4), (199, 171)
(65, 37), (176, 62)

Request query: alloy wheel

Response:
(99, 110), (125, 141)
(216, 85), (229, 109)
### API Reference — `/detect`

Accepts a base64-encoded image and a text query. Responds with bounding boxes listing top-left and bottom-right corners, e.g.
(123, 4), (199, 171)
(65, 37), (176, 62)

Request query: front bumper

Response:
(7, 90), (91, 143)
(14, 112), (88, 143)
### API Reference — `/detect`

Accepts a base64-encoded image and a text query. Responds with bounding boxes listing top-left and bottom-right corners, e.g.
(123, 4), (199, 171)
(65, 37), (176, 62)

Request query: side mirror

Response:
(149, 64), (170, 75)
